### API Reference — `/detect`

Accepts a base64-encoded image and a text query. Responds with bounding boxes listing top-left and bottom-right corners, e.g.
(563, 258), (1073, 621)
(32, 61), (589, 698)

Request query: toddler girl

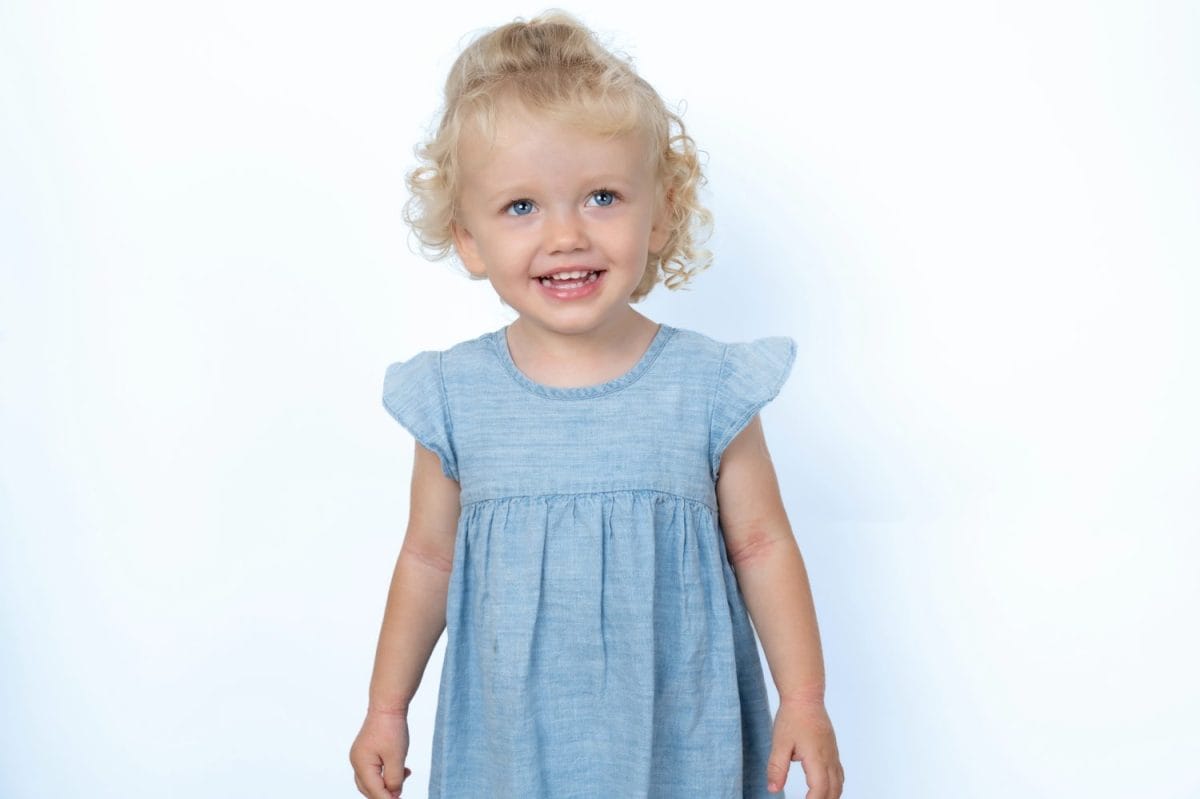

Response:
(349, 10), (843, 798)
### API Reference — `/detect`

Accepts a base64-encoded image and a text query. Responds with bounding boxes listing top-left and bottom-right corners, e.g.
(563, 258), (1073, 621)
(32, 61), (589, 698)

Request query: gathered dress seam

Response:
(460, 486), (716, 514)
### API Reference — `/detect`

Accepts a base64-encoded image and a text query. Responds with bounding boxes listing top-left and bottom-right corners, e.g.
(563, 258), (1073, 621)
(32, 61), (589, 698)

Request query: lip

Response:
(534, 268), (605, 300)
(534, 266), (606, 278)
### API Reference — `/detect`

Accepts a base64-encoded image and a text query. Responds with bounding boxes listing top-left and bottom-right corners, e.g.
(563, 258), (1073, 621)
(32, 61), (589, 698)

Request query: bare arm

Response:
(717, 420), (845, 799)
(367, 441), (462, 713)
(350, 442), (461, 797)
(715, 414), (826, 703)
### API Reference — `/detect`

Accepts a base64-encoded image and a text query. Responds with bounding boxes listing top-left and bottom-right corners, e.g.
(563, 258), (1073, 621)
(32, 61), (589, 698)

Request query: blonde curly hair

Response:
(403, 9), (714, 302)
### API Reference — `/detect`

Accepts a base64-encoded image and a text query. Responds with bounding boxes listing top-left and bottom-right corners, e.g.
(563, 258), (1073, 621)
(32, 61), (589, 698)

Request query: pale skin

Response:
(349, 441), (458, 799)
(717, 413), (845, 797)
(350, 418), (844, 798)
(351, 96), (841, 799)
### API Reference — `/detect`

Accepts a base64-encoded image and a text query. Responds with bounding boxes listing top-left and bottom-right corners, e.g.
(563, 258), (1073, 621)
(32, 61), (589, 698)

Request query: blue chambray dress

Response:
(382, 322), (796, 798)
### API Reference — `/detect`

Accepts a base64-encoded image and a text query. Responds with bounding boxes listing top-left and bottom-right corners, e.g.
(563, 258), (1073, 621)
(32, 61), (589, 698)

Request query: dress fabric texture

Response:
(382, 322), (796, 798)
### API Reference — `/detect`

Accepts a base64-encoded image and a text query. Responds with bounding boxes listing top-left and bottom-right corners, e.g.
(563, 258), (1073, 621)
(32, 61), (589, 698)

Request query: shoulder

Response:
(677, 325), (796, 481)
(381, 329), (494, 395)
(666, 324), (796, 373)
(381, 331), (493, 483)
(663, 324), (769, 376)
(384, 328), (495, 380)
(663, 324), (726, 362)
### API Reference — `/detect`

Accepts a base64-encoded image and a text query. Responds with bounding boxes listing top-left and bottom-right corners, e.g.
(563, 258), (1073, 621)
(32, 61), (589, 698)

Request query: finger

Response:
(766, 744), (792, 793)
(354, 771), (389, 799)
(831, 761), (846, 798)
(381, 751), (409, 795)
(801, 758), (831, 799)
(350, 751), (397, 799)
(819, 761), (842, 799)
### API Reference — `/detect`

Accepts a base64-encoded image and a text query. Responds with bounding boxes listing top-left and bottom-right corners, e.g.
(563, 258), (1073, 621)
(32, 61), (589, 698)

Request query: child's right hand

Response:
(349, 707), (414, 799)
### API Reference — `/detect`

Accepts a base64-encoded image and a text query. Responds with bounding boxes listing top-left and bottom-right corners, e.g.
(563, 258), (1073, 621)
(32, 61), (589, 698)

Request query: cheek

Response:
(493, 236), (539, 272)
(624, 219), (656, 250)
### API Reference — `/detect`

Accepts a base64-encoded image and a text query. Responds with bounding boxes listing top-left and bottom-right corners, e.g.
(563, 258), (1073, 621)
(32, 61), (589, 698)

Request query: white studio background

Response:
(1, 1), (1197, 797)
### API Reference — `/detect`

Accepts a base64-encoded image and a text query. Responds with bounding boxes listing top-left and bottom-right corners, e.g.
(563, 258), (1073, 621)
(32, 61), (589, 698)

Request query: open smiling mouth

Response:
(534, 269), (606, 298)
(536, 270), (605, 289)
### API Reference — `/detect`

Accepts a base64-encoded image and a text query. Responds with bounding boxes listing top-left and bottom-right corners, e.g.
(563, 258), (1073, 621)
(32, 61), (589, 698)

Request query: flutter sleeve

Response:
(382, 351), (460, 482)
(708, 336), (798, 481)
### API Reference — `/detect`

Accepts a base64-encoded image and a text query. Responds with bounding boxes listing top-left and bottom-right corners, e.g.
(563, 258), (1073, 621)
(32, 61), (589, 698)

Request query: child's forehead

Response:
(457, 101), (656, 168)
(466, 98), (621, 139)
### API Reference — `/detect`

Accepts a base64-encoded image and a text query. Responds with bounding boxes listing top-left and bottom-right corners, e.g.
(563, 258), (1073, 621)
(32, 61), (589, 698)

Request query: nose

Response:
(544, 206), (588, 254)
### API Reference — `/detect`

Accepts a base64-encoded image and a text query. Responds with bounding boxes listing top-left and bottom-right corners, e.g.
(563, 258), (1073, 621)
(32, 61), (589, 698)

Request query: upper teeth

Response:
(545, 270), (594, 280)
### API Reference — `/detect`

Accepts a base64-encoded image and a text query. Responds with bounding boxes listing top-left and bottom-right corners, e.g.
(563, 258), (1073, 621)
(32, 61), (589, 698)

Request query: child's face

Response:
(450, 102), (669, 336)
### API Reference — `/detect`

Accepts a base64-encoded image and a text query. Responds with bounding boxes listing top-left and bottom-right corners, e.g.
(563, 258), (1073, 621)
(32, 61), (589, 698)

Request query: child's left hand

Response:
(766, 696), (844, 797)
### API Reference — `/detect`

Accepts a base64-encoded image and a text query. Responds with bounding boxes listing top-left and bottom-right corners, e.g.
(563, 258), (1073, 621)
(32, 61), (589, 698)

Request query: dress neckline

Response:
(490, 322), (676, 399)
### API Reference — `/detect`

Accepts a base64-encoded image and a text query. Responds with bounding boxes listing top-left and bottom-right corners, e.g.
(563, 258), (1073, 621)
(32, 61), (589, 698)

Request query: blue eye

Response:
(506, 199), (534, 216)
(589, 190), (616, 207)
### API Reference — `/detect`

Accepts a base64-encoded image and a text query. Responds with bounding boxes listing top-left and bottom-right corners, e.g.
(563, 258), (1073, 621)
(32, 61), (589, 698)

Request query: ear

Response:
(450, 218), (487, 277)
(648, 187), (673, 255)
